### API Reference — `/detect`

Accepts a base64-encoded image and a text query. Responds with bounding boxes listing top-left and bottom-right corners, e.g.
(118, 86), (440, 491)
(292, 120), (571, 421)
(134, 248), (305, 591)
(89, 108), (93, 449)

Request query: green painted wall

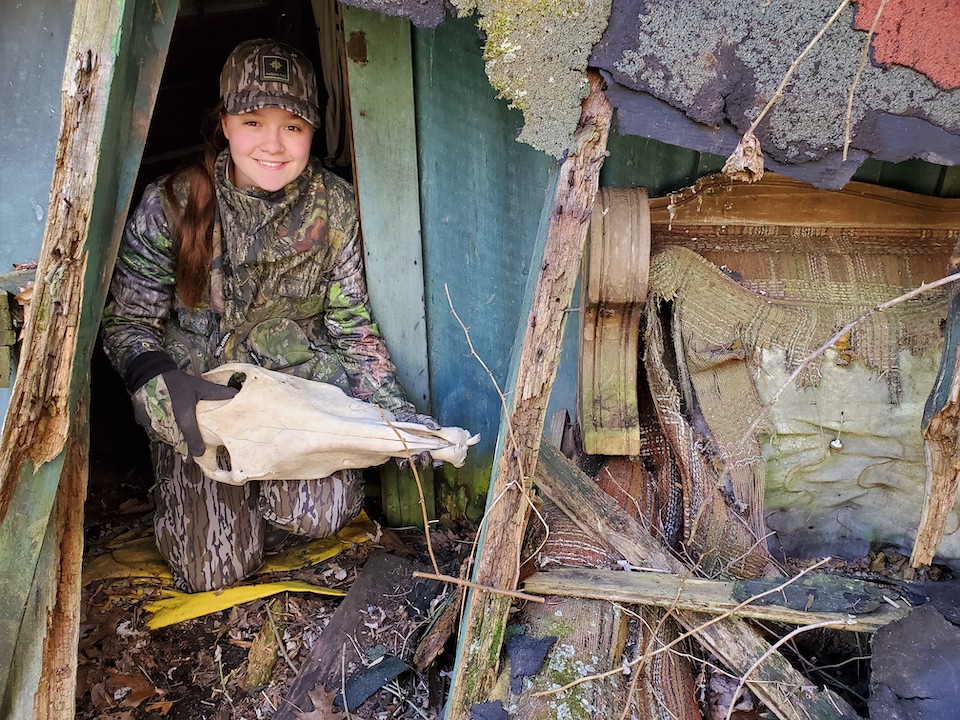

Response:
(413, 16), (555, 520)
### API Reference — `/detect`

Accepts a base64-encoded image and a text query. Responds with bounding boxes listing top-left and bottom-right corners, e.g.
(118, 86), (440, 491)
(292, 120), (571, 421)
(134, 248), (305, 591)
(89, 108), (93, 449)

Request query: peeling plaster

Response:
(452, 0), (612, 157)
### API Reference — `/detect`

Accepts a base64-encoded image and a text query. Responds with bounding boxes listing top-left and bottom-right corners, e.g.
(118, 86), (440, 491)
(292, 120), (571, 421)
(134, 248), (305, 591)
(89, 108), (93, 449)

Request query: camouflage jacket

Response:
(102, 152), (415, 418)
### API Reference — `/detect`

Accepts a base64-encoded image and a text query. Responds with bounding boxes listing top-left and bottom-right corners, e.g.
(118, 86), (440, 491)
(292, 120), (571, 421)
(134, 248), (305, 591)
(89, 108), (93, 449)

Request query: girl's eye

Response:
(286, 125), (302, 132)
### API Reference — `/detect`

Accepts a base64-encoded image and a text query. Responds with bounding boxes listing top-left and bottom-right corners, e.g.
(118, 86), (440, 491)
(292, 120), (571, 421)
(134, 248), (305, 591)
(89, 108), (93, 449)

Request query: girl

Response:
(102, 38), (436, 592)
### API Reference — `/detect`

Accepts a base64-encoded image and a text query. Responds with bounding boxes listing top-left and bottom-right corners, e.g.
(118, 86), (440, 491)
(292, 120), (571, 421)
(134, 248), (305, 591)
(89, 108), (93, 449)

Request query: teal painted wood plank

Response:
(413, 17), (555, 519)
(0, 0), (177, 708)
(876, 157), (942, 196)
(1, 464), (62, 719)
(601, 129), (723, 195)
(0, 458), (64, 707)
(343, 7), (430, 410)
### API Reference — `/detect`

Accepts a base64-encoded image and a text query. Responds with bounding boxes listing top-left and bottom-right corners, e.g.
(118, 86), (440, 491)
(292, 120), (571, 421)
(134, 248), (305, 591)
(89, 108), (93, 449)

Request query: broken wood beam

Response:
(0, 0), (177, 710)
(534, 440), (862, 720)
(523, 567), (908, 633)
(912, 294), (960, 568)
(276, 553), (439, 719)
(444, 72), (612, 720)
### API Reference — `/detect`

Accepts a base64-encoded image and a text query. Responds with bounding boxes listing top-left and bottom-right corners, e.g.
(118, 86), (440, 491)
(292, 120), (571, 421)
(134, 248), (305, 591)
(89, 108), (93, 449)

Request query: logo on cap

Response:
(259, 55), (291, 84)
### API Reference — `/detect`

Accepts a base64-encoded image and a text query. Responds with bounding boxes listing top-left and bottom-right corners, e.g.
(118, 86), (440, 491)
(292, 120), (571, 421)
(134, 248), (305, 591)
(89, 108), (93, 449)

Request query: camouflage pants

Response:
(152, 443), (364, 592)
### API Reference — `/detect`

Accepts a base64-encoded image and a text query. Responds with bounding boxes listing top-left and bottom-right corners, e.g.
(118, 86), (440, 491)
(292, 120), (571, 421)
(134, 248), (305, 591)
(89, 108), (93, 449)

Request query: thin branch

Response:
(745, 0), (852, 138)
(412, 570), (545, 603)
(844, 0), (887, 160)
(341, 643), (353, 720)
(379, 408), (440, 575)
(445, 284), (550, 584)
(735, 271), (960, 451)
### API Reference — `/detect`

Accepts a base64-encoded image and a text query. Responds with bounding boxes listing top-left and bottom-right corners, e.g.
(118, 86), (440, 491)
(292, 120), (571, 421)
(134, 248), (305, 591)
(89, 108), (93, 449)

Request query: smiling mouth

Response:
(256, 160), (287, 168)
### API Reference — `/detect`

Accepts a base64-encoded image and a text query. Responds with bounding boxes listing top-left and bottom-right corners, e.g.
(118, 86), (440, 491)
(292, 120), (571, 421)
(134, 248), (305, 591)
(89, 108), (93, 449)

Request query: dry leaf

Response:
(106, 667), (158, 708)
(13, 282), (34, 307)
(296, 685), (348, 720)
(722, 132), (764, 183)
(144, 700), (174, 715)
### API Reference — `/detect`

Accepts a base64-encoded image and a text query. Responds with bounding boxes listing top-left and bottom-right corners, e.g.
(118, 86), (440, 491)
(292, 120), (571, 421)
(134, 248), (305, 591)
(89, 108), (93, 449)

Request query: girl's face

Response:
(221, 107), (314, 192)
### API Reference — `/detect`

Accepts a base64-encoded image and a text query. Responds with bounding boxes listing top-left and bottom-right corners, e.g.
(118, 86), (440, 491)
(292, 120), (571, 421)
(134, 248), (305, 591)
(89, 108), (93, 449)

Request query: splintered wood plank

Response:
(276, 553), (436, 719)
(523, 567), (907, 633)
(444, 73), (612, 720)
(30, 389), (89, 720)
(534, 440), (862, 720)
(0, 0), (176, 708)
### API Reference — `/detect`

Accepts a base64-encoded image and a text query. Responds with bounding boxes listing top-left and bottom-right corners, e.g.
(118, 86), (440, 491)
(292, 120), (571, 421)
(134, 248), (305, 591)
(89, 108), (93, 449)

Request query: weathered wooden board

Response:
(0, 0), (177, 709)
(523, 567), (907, 633)
(444, 73), (613, 720)
(648, 172), (960, 229)
(9, 390), (88, 719)
(276, 553), (436, 719)
(343, 6), (429, 410)
(343, 7), (436, 526)
(579, 186), (650, 455)
(412, 17), (556, 519)
(0, 0), (74, 269)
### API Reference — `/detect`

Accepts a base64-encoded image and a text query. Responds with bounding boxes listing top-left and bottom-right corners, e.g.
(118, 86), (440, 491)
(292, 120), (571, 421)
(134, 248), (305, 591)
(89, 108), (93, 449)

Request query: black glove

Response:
(124, 351), (237, 458)
(162, 369), (238, 457)
(393, 410), (444, 469)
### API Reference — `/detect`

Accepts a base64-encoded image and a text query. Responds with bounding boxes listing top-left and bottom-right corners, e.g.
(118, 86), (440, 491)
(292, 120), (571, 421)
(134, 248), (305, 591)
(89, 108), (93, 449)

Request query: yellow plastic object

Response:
(82, 536), (175, 586)
(82, 513), (380, 627)
(260, 515), (380, 573)
(143, 581), (345, 629)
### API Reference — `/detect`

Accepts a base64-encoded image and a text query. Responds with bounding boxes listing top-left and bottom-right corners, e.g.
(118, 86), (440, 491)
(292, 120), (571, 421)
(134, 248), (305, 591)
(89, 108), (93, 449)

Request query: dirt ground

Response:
(77, 461), (471, 720)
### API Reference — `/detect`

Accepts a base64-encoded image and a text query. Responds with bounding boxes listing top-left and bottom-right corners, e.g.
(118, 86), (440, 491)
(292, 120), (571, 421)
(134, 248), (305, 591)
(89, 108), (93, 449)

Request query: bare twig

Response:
(412, 570), (545, 603)
(341, 643), (353, 720)
(745, 0), (853, 138)
(722, 619), (850, 720)
(379, 409), (440, 575)
(844, 0), (887, 160)
(444, 284), (550, 580)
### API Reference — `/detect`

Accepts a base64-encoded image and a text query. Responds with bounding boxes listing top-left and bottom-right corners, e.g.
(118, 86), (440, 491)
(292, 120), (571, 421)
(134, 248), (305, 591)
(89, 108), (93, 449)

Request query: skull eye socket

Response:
(215, 445), (232, 471)
(228, 372), (247, 390)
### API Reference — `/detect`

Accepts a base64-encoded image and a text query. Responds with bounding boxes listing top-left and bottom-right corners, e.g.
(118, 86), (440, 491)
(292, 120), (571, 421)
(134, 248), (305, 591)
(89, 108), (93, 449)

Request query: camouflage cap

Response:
(220, 39), (321, 128)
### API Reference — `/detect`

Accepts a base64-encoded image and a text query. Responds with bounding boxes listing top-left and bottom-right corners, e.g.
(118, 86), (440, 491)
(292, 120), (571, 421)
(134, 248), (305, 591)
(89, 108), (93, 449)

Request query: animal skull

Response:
(193, 363), (479, 485)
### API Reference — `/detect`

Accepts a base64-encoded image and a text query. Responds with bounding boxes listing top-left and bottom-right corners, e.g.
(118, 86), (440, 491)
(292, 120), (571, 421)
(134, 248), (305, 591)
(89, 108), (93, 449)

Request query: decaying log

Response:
(493, 598), (629, 718)
(912, 294), (960, 568)
(444, 72), (612, 719)
(524, 567), (907, 633)
(534, 440), (862, 720)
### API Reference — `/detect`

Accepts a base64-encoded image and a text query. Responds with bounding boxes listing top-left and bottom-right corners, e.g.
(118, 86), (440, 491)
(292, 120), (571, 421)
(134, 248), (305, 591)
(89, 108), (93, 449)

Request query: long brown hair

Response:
(163, 104), (226, 309)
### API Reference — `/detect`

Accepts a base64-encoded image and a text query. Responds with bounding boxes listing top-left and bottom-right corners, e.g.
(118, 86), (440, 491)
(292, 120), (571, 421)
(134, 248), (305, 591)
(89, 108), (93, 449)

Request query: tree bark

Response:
(444, 72), (612, 719)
